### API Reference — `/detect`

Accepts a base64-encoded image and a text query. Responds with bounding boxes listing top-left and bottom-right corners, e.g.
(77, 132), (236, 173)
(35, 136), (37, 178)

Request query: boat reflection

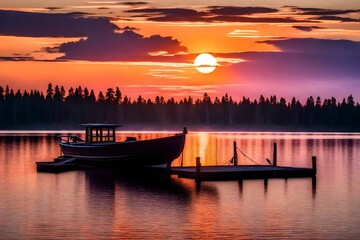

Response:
(83, 168), (219, 238)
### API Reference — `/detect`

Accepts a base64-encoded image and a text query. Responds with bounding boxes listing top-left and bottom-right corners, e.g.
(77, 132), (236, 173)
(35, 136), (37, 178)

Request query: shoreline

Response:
(0, 123), (359, 133)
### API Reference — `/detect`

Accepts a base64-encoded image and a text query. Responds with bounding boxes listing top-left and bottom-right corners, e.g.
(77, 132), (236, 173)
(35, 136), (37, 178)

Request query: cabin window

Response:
(85, 127), (116, 143)
(92, 129), (99, 142)
(102, 128), (109, 142)
(109, 129), (115, 141)
(87, 126), (116, 143)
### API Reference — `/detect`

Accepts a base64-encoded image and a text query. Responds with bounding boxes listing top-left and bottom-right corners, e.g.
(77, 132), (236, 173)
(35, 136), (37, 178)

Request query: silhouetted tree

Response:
(98, 91), (105, 103)
(0, 83), (359, 130)
(0, 86), (4, 101)
(46, 83), (54, 101)
(106, 88), (115, 103)
(115, 87), (122, 105)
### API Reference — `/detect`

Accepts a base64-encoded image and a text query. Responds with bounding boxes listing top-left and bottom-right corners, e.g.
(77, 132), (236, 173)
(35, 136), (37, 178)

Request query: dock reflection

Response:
(83, 169), (219, 238)
(84, 168), (219, 204)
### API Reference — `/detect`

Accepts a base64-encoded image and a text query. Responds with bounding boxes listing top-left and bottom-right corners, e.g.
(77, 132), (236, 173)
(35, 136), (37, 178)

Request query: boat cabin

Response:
(82, 123), (121, 143)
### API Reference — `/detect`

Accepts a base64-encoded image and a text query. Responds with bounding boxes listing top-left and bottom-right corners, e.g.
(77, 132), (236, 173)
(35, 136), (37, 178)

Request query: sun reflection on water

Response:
(1, 131), (360, 239)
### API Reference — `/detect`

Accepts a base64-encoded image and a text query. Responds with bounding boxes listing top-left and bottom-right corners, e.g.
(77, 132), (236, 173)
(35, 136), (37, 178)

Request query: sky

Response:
(0, 0), (360, 102)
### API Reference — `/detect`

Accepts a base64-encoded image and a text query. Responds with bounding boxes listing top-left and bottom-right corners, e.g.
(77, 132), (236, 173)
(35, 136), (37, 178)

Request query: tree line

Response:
(0, 83), (359, 130)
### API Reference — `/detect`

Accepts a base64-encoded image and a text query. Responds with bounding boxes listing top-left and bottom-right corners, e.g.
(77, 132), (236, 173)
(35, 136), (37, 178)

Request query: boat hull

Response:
(59, 133), (186, 167)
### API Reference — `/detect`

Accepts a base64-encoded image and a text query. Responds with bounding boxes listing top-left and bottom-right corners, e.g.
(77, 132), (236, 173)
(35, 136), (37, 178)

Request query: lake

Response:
(1, 131), (360, 239)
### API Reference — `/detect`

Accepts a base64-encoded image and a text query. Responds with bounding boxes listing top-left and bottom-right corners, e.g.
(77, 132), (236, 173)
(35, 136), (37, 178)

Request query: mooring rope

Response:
(221, 157), (234, 166)
(236, 147), (261, 165)
(220, 146), (264, 166)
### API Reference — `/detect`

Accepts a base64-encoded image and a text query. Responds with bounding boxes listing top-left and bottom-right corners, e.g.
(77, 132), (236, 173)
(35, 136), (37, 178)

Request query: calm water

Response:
(1, 131), (360, 239)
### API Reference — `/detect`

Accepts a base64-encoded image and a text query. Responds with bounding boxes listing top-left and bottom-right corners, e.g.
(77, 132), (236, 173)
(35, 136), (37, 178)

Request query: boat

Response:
(58, 124), (187, 167)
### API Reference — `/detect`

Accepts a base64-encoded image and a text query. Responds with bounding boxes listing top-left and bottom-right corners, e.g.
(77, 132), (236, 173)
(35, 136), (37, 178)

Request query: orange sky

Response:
(0, 2), (360, 102)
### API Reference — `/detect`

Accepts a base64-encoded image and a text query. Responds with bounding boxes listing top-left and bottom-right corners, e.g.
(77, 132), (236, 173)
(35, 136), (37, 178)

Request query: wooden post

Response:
(312, 176), (317, 197)
(238, 179), (243, 189)
(273, 143), (277, 166)
(196, 157), (201, 183)
(180, 151), (184, 167)
(312, 156), (317, 176)
(233, 141), (238, 166)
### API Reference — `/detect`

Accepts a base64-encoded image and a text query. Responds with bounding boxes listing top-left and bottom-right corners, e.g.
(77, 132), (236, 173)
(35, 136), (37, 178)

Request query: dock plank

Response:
(161, 165), (315, 181)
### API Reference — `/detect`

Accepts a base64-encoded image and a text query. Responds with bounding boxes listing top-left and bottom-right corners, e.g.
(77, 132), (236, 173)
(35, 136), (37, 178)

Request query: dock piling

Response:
(312, 177), (317, 196)
(196, 157), (201, 182)
(273, 143), (277, 166)
(233, 141), (238, 166)
(312, 156), (317, 176)
(195, 157), (201, 189)
(238, 179), (243, 193)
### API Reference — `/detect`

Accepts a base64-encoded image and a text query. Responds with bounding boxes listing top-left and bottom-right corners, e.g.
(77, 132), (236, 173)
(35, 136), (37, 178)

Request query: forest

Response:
(0, 83), (359, 131)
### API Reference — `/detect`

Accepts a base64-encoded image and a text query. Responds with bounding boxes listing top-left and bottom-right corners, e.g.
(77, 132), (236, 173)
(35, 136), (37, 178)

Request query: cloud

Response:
(207, 6), (278, 15)
(314, 16), (360, 23)
(0, 9), (118, 37)
(292, 25), (324, 32)
(294, 7), (360, 16)
(262, 38), (360, 56)
(211, 15), (305, 23)
(120, 1), (148, 6)
(65, 12), (93, 16)
(45, 7), (62, 11)
(125, 8), (207, 22)
(0, 9), (187, 62)
(56, 30), (188, 61)
(233, 41), (360, 98)
(125, 7), (311, 23)
(0, 56), (34, 61)
(220, 38), (360, 99)
(119, 26), (140, 31)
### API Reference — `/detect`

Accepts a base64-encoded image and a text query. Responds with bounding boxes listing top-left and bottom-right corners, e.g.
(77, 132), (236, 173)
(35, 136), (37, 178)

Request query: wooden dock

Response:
(169, 164), (315, 181)
(37, 142), (317, 184)
(36, 156), (78, 173)
(157, 142), (317, 183)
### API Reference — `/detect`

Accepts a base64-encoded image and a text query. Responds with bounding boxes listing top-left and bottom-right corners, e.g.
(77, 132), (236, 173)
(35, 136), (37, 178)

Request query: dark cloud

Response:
(294, 7), (360, 16)
(64, 11), (92, 16)
(125, 6), (358, 23)
(223, 38), (360, 98)
(120, 1), (148, 6)
(125, 8), (207, 22)
(120, 26), (140, 31)
(55, 30), (187, 61)
(0, 10), (118, 37)
(262, 38), (360, 56)
(0, 56), (34, 61)
(125, 7), (311, 23)
(218, 38), (360, 77)
(207, 6), (278, 15)
(43, 46), (59, 53)
(235, 52), (360, 80)
(292, 25), (324, 32)
(314, 15), (360, 22)
(45, 7), (62, 11)
(211, 15), (305, 23)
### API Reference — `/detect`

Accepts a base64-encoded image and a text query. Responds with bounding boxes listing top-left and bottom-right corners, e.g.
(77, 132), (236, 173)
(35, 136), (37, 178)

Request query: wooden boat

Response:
(58, 124), (187, 167)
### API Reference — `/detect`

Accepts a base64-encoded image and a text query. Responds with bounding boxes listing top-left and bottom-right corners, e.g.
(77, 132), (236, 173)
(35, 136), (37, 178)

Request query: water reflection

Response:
(82, 167), (220, 238)
(1, 132), (360, 239)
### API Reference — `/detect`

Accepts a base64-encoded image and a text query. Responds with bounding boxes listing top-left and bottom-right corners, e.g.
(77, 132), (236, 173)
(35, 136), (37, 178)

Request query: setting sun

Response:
(194, 53), (217, 74)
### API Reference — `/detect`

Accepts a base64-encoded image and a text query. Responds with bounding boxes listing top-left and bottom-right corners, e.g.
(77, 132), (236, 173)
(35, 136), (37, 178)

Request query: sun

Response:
(194, 53), (217, 74)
